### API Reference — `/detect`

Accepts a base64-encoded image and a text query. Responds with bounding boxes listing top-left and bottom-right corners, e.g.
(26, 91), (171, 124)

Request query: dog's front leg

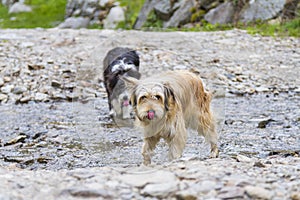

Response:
(142, 135), (160, 165)
(166, 119), (187, 161)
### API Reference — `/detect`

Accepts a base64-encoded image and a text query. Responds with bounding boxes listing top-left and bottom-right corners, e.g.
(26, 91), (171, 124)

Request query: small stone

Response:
(0, 77), (4, 86)
(0, 93), (8, 101)
(35, 93), (48, 102)
(218, 187), (245, 199)
(257, 118), (274, 128)
(62, 187), (113, 198)
(13, 86), (27, 94)
(9, 2), (32, 14)
(51, 80), (62, 88)
(253, 161), (266, 168)
(245, 186), (273, 200)
(1, 85), (14, 94)
(58, 17), (90, 29)
(19, 96), (31, 103)
(141, 182), (178, 198)
(3, 76), (11, 82)
(119, 170), (177, 188)
(236, 154), (253, 163)
(4, 135), (27, 146)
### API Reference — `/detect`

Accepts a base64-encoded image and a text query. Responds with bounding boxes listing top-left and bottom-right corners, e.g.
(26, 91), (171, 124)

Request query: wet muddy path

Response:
(0, 29), (299, 199)
(1, 93), (299, 170)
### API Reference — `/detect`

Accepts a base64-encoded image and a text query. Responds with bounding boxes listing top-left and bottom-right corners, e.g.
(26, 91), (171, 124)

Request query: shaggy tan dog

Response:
(123, 70), (219, 165)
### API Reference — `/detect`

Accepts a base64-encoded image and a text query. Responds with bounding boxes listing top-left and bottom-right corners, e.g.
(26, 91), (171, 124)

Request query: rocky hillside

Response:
(2, 0), (299, 29)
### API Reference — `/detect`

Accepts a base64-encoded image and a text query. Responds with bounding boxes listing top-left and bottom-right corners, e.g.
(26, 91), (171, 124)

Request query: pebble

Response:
(35, 92), (48, 101)
(1, 85), (14, 94)
(0, 94), (8, 101)
(236, 154), (253, 163)
(0, 78), (4, 87)
(13, 86), (27, 94)
(245, 186), (273, 200)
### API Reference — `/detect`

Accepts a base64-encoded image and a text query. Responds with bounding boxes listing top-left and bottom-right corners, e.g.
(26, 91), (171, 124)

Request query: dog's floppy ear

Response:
(120, 76), (138, 109)
(163, 83), (176, 111)
(129, 89), (137, 109)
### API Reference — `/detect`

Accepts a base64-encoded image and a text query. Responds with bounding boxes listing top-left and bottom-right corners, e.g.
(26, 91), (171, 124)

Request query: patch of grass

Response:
(241, 18), (300, 37)
(0, 0), (66, 28)
(118, 0), (145, 29)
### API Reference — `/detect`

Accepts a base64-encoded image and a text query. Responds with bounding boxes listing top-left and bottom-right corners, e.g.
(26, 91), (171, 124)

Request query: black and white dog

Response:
(103, 47), (141, 120)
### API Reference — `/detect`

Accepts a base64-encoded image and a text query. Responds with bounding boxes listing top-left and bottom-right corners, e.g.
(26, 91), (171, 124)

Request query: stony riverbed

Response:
(0, 29), (299, 199)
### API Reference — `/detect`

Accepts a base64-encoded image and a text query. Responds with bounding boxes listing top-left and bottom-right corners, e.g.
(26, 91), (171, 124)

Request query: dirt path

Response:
(0, 29), (299, 199)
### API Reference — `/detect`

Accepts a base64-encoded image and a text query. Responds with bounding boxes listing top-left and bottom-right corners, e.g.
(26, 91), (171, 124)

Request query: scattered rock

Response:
(218, 187), (245, 199)
(245, 186), (273, 200)
(61, 187), (114, 198)
(0, 78), (4, 87)
(133, 0), (160, 29)
(119, 169), (177, 187)
(4, 135), (27, 146)
(51, 80), (62, 88)
(0, 93), (8, 101)
(253, 161), (266, 168)
(204, 2), (234, 24)
(13, 86), (27, 94)
(35, 93), (48, 102)
(236, 154), (253, 163)
(58, 17), (90, 29)
(257, 118), (275, 128)
(103, 6), (125, 29)
(164, 0), (196, 28)
(9, 2), (32, 14)
(1, 85), (14, 94)
(141, 182), (178, 198)
(240, 0), (286, 23)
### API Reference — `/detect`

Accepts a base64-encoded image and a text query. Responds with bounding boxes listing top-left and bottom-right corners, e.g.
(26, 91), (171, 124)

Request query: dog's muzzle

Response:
(147, 110), (155, 120)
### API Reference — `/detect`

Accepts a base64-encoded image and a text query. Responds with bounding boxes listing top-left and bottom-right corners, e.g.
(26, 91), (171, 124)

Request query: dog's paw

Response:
(209, 146), (219, 158)
(143, 158), (151, 166)
(109, 109), (115, 118)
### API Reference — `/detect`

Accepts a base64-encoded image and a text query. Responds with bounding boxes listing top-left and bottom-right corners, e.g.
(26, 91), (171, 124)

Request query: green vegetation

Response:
(0, 0), (66, 28)
(0, 0), (299, 37)
(118, 0), (145, 29)
(244, 18), (300, 37)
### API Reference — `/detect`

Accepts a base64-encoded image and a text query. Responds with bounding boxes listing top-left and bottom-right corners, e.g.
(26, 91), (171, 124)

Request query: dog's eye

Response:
(140, 95), (147, 101)
(154, 95), (161, 100)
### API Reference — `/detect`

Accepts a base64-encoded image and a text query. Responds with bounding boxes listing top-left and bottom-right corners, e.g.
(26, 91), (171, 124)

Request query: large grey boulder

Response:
(239, 0), (286, 22)
(58, 17), (90, 29)
(133, 0), (160, 29)
(204, 1), (235, 24)
(1, 0), (16, 7)
(103, 6), (125, 29)
(164, 0), (196, 28)
(153, 0), (174, 21)
(8, 2), (32, 14)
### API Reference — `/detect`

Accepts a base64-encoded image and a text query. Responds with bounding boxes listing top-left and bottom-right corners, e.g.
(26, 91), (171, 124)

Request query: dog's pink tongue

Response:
(123, 100), (129, 107)
(147, 110), (155, 120)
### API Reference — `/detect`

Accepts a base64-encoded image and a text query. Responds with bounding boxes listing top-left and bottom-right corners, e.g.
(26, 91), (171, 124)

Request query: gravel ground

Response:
(0, 29), (299, 199)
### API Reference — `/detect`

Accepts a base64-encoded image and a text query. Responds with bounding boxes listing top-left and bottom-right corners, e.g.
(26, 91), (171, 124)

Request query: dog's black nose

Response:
(123, 96), (128, 101)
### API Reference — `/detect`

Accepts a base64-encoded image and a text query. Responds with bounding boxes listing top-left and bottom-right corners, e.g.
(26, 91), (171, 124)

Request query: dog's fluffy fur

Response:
(123, 70), (219, 165)
(103, 47), (141, 120)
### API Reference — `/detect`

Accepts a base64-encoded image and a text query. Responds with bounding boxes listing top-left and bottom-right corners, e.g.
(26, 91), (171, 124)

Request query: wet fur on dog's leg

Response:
(142, 135), (160, 165)
(163, 113), (187, 161)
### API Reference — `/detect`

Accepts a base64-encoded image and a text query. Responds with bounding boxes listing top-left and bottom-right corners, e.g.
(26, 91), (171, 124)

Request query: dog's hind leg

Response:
(142, 135), (160, 165)
(197, 113), (219, 158)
